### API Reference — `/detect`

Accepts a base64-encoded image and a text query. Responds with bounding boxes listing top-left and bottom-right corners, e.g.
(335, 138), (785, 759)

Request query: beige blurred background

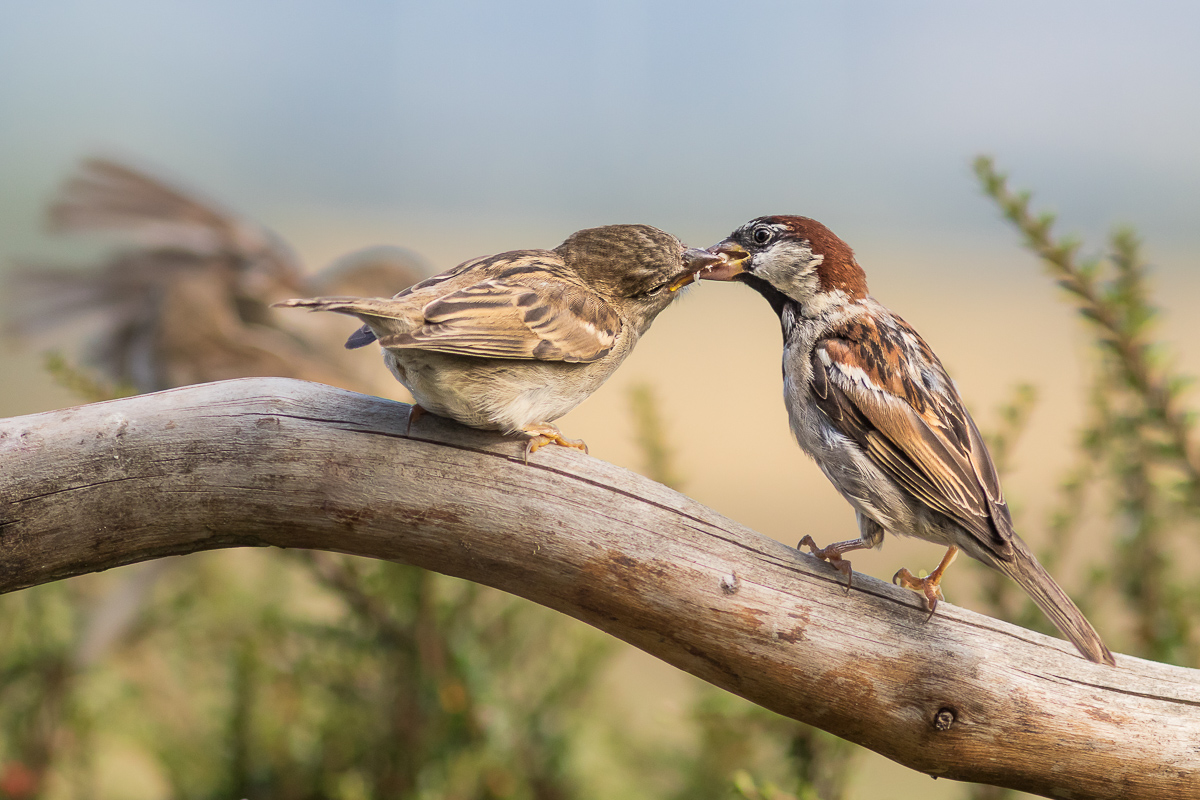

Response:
(3, 3), (1200, 798)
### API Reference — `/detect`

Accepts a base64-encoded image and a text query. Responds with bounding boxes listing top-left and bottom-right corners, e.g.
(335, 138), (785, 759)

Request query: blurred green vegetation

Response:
(961, 159), (1200, 799)
(972, 156), (1200, 667)
(2, 159), (1199, 799)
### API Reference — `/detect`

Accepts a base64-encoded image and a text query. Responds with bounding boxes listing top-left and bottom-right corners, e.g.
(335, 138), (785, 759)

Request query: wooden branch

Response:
(2, 379), (1197, 799)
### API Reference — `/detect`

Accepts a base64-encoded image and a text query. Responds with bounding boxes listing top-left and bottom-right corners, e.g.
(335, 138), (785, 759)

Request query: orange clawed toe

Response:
(892, 545), (959, 619)
(798, 535), (872, 594)
(798, 536), (962, 622)
(521, 424), (588, 463)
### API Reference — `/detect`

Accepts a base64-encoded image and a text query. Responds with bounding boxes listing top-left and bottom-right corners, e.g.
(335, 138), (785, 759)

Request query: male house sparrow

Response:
(704, 215), (1114, 665)
(278, 224), (721, 456)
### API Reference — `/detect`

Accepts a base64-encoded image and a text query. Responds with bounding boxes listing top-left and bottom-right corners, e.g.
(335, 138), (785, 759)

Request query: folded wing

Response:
(809, 318), (1014, 560)
(281, 253), (622, 364)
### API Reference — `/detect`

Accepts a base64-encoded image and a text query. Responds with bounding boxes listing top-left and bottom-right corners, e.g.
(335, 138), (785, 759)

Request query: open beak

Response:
(698, 241), (750, 282)
(668, 247), (728, 292)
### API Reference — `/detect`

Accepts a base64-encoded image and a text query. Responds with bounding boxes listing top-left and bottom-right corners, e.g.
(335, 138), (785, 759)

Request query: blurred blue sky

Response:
(2, 0), (1199, 259)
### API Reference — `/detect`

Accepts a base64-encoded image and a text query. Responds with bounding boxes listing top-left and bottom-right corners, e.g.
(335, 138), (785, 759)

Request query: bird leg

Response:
(521, 423), (589, 464)
(893, 545), (959, 619)
(797, 535), (874, 594)
(405, 404), (427, 434)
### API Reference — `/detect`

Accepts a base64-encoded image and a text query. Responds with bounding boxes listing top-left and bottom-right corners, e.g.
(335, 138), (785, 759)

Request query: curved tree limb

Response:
(2, 378), (1198, 799)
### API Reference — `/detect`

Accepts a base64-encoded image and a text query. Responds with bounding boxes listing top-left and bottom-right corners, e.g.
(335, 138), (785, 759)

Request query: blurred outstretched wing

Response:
(48, 157), (301, 280)
(6, 157), (406, 393)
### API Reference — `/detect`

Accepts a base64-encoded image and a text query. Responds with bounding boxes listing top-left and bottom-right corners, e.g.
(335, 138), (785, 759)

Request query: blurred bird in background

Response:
(5, 157), (429, 397)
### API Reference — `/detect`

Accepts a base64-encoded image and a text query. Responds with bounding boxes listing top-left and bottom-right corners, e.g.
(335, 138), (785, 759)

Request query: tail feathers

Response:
(344, 325), (378, 350)
(274, 296), (401, 316)
(997, 539), (1115, 666)
(274, 297), (409, 349)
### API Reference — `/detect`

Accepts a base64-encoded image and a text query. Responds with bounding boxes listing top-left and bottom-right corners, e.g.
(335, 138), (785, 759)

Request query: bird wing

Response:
(809, 315), (1013, 559)
(341, 257), (484, 349)
(380, 274), (622, 362)
(287, 252), (623, 362)
(48, 157), (303, 285)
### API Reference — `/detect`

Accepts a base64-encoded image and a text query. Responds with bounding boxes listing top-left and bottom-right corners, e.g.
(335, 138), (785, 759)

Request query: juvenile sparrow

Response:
(278, 224), (721, 456)
(704, 215), (1114, 665)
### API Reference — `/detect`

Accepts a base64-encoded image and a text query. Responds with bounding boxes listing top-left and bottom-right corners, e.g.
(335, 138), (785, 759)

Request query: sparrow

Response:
(704, 215), (1114, 665)
(6, 157), (427, 395)
(277, 224), (722, 457)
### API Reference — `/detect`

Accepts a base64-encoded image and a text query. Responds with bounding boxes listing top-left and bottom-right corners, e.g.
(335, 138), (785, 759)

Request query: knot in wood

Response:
(932, 707), (956, 731)
(719, 572), (740, 595)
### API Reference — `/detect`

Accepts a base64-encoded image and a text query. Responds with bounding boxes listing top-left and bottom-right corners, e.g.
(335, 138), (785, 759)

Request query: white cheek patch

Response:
(757, 240), (824, 302)
(760, 240), (816, 272)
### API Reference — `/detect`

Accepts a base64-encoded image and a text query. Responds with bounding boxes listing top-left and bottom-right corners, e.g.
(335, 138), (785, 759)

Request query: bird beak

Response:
(698, 241), (750, 281)
(668, 248), (728, 291)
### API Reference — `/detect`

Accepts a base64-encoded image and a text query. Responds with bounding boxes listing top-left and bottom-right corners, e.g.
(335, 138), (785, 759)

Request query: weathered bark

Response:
(2, 378), (1197, 799)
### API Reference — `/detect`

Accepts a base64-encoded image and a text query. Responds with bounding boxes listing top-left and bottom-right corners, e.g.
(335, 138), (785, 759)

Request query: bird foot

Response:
(797, 535), (860, 595)
(892, 546), (959, 620)
(521, 424), (588, 464)
(892, 568), (946, 619)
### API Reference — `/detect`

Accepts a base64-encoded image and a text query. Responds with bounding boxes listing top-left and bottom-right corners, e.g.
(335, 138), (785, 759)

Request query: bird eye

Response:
(751, 226), (774, 246)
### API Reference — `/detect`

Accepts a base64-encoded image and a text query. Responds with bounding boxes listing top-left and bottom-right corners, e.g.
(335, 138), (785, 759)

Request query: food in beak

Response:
(695, 241), (750, 282)
(669, 248), (728, 291)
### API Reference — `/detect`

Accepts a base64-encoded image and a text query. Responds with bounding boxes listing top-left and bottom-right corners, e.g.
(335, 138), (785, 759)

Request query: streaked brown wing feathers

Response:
(380, 274), (621, 363)
(812, 334), (1013, 556)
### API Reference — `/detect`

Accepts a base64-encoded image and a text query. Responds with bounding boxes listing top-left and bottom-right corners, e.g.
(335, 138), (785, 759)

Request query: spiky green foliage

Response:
(974, 156), (1199, 665)
(962, 159), (1200, 799)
